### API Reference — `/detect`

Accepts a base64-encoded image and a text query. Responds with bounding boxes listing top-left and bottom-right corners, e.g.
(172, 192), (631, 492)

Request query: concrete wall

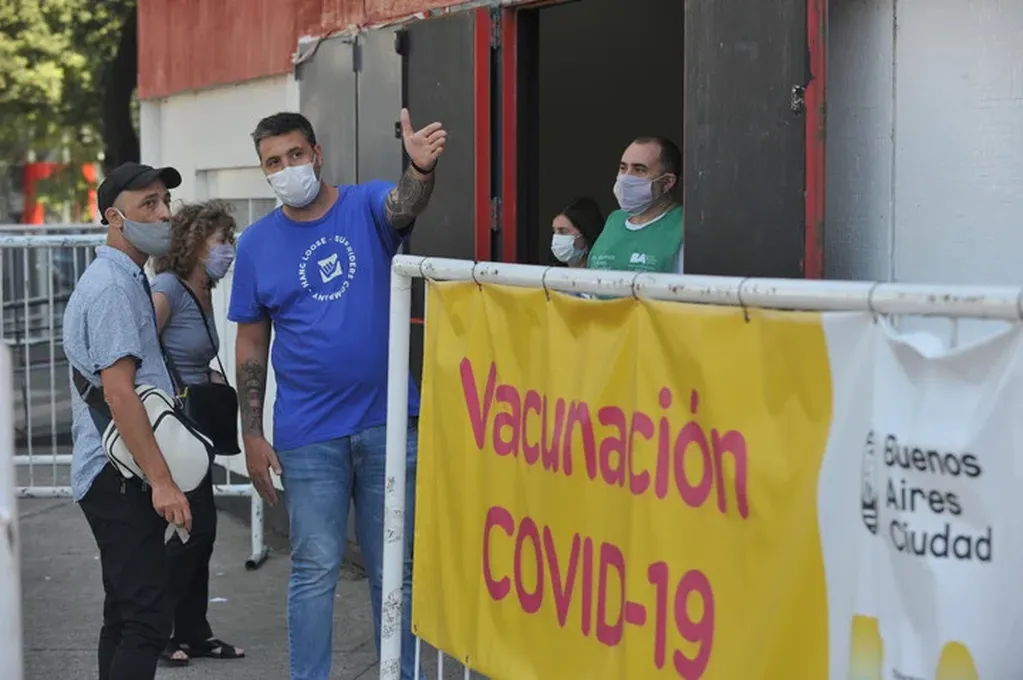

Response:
(826, 0), (1023, 343)
(827, 0), (1023, 286)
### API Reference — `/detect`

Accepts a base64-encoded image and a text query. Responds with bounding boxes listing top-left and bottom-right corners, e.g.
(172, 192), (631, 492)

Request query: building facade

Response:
(136, 0), (1023, 459)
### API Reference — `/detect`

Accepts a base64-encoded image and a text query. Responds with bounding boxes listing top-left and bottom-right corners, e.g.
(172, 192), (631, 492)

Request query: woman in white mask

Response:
(150, 201), (245, 667)
(550, 196), (605, 268)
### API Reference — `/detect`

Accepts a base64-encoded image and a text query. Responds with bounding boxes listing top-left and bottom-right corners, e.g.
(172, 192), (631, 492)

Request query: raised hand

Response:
(400, 108), (447, 173)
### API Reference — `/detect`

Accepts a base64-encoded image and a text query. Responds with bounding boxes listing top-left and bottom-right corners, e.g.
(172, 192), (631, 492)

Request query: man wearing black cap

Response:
(63, 161), (192, 680)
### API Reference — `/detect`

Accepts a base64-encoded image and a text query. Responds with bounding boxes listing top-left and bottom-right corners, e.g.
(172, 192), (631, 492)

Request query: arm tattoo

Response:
(238, 359), (267, 437)
(385, 165), (436, 231)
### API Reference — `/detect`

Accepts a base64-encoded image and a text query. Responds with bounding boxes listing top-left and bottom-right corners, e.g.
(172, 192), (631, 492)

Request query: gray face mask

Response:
(115, 209), (172, 256)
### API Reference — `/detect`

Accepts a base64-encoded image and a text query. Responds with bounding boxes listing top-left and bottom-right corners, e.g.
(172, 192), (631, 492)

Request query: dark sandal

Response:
(159, 642), (190, 666)
(179, 637), (245, 660)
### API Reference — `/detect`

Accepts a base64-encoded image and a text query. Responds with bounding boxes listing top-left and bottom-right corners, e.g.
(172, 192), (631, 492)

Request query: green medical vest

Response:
(587, 205), (684, 274)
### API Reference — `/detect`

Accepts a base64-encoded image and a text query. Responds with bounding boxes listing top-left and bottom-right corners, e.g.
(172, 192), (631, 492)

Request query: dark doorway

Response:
(512, 0), (685, 266)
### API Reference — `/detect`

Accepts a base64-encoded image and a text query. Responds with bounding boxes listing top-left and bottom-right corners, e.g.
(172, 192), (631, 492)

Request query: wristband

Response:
(410, 159), (435, 175)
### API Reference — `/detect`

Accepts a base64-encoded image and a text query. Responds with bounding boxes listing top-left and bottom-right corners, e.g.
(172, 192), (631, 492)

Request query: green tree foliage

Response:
(0, 0), (137, 217)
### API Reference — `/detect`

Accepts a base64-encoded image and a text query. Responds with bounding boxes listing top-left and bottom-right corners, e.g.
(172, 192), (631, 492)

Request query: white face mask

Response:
(613, 174), (656, 216)
(267, 163), (320, 208)
(551, 233), (585, 265)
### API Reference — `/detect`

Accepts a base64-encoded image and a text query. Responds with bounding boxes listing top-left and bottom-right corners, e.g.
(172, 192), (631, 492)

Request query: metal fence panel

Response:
(1, 227), (267, 569)
(0, 343), (24, 680)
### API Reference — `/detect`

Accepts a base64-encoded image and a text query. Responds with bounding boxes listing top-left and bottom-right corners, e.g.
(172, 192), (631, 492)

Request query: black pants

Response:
(166, 470), (217, 644)
(79, 464), (173, 680)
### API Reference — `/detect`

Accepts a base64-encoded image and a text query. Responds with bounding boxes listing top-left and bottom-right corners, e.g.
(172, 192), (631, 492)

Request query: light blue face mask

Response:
(204, 243), (236, 280)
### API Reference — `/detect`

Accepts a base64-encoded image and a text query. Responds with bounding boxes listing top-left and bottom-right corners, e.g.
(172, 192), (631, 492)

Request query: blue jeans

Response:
(279, 421), (421, 680)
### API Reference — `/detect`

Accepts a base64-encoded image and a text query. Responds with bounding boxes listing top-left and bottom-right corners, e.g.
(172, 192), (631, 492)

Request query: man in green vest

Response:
(588, 136), (684, 274)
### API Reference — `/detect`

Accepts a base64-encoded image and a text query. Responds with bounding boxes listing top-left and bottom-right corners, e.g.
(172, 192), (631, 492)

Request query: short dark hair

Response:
(633, 136), (682, 178)
(251, 112), (318, 159)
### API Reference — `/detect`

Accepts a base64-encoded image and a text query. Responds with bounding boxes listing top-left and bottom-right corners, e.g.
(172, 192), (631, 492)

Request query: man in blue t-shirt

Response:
(229, 110), (445, 680)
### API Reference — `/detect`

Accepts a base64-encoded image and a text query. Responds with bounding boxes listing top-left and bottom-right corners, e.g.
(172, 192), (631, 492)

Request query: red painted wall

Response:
(138, 0), (465, 99)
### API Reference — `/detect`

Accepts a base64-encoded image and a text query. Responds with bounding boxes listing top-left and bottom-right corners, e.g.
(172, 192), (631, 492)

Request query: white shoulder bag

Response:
(73, 373), (212, 494)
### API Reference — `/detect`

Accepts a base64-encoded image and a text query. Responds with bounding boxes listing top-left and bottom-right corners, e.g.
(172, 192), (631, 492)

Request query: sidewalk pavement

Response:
(18, 495), (475, 680)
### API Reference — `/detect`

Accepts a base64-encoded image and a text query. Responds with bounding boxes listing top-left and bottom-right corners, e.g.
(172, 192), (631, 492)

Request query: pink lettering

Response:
(564, 401), (597, 479)
(596, 542), (626, 647)
(493, 384), (521, 457)
(513, 517), (543, 614)
(598, 406), (627, 487)
(522, 390), (542, 464)
(482, 506), (513, 600)
(542, 527), (580, 627)
(460, 359), (750, 519)
(460, 358), (496, 450)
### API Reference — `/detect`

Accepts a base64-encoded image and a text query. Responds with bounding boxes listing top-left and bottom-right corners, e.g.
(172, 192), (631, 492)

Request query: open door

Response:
(683, 0), (824, 278)
(403, 10), (488, 382)
(502, 0), (685, 267)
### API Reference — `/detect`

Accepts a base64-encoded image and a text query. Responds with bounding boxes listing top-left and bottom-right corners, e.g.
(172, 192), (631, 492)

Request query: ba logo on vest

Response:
(298, 235), (357, 302)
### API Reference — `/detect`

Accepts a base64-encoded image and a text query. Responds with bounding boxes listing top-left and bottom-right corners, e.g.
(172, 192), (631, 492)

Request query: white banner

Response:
(822, 315), (1023, 680)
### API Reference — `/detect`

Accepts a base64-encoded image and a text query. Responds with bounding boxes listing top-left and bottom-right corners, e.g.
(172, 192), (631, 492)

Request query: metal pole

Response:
(391, 255), (1023, 321)
(379, 265), (413, 680)
(0, 345), (25, 680)
(0, 235), (104, 249)
(244, 493), (270, 570)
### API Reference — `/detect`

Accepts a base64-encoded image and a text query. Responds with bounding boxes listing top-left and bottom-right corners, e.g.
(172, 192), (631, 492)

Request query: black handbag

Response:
(163, 280), (241, 455)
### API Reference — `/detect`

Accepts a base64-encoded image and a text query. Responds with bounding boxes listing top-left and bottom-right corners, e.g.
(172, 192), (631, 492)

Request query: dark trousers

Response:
(166, 471), (217, 644)
(79, 464), (173, 680)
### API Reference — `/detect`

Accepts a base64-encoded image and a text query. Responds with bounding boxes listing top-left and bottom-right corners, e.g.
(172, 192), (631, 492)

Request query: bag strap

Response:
(72, 367), (110, 414)
(159, 336), (188, 398)
(141, 275), (187, 398)
(71, 366), (118, 446)
(71, 272), (184, 476)
(175, 277), (229, 379)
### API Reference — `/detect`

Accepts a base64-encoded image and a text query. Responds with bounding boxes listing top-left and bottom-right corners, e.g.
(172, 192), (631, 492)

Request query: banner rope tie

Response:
(736, 277), (752, 323)
(867, 281), (882, 322)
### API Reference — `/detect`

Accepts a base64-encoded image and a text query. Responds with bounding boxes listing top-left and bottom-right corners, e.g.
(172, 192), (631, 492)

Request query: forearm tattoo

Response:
(238, 359), (267, 437)
(385, 165), (436, 230)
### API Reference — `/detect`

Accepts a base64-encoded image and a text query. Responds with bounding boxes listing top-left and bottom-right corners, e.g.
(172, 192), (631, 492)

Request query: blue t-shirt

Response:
(228, 182), (420, 451)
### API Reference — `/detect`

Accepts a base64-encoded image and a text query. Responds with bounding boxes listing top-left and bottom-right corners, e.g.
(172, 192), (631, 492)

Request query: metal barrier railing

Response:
(0, 344), (24, 679)
(1, 227), (267, 569)
(380, 254), (1022, 680)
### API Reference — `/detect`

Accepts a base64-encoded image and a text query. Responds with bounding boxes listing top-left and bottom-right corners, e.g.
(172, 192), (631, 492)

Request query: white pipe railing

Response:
(0, 223), (102, 232)
(0, 234), (107, 248)
(395, 256), (1023, 319)
(0, 345), (24, 680)
(379, 254), (1023, 679)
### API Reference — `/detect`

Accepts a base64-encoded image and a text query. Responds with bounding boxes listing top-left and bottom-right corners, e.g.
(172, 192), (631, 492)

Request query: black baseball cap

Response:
(97, 162), (182, 224)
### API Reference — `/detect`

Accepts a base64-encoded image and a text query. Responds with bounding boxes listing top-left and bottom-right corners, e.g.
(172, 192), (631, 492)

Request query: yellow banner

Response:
(412, 282), (834, 679)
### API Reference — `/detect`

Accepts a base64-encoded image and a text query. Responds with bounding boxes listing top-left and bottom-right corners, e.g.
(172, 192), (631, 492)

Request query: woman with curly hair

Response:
(150, 200), (245, 666)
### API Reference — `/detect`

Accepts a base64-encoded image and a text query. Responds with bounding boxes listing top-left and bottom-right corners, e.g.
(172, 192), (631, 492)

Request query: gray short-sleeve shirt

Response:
(151, 273), (219, 387)
(63, 246), (174, 501)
